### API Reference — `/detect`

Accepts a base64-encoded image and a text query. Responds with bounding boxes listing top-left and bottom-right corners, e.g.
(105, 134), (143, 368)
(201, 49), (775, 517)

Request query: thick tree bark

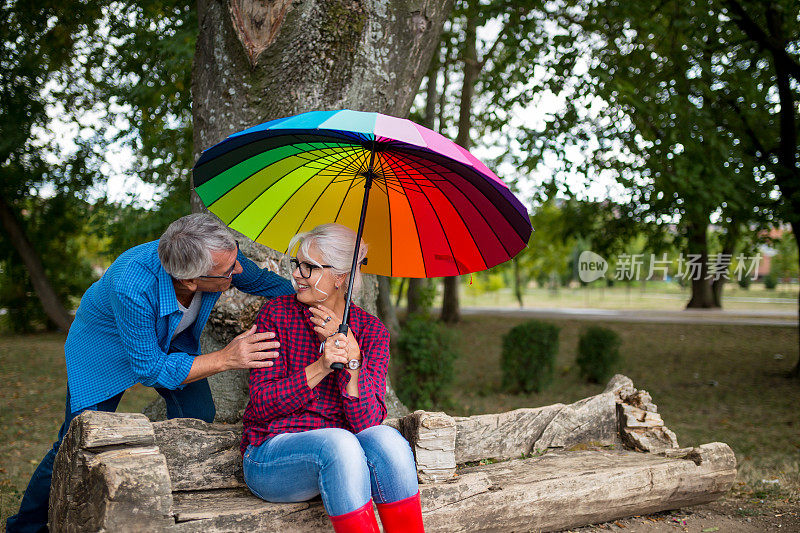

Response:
(684, 220), (718, 309)
(190, 0), (453, 420)
(440, 11), (478, 324)
(0, 194), (73, 331)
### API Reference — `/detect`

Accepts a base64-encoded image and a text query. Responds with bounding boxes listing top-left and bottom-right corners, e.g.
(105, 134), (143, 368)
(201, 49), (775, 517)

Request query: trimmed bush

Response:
(501, 320), (560, 393)
(394, 314), (458, 410)
(576, 326), (622, 383)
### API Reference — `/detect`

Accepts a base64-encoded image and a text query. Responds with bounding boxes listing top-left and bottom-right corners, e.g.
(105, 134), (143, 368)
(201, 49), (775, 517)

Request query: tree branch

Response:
(724, 0), (800, 82)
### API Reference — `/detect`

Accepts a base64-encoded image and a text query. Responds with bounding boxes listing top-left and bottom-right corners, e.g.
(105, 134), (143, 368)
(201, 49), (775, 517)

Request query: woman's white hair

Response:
(158, 213), (236, 279)
(288, 223), (368, 296)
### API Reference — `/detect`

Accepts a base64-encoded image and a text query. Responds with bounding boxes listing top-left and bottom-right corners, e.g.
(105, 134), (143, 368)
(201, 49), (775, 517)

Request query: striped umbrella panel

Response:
(194, 114), (531, 278)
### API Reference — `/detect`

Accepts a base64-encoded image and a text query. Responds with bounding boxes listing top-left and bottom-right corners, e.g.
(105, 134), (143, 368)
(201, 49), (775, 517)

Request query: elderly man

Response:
(6, 213), (294, 533)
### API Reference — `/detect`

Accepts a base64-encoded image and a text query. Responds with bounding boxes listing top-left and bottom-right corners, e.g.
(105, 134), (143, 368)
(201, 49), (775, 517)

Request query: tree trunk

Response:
(376, 276), (399, 336)
(394, 277), (407, 308)
(513, 257), (523, 307)
(190, 0), (452, 420)
(440, 9), (477, 324)
(406, 278), (427, 317)
(440, 276), (460, 323)
(761, 7), (800, 378)
(711, 222), (739, 308)
(0, 194), (73, 331)
(684, 220), (717, 309)
(791, 224), (800, 378)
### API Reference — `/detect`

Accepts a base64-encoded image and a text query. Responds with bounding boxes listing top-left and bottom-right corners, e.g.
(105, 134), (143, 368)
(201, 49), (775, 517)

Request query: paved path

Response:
(460, 306), (799, 326)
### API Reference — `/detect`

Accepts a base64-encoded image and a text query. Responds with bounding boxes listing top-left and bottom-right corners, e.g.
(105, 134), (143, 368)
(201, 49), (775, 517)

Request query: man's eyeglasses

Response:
(291, 258), (333, 279)
(199, 241), (240, 279)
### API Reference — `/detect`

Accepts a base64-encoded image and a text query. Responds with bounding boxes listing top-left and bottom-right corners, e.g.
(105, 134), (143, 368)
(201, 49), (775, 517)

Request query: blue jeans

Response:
(5, 379), (214, 533)
(243, 425), (418, 517)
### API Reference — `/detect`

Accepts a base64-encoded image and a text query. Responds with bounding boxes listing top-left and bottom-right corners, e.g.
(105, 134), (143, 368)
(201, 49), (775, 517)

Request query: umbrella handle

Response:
(330, 323), (350, 370)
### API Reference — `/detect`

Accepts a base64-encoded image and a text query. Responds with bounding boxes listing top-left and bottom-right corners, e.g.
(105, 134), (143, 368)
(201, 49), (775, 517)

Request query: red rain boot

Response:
(329, 501), (380, 533)
(376, 492), (425, 533)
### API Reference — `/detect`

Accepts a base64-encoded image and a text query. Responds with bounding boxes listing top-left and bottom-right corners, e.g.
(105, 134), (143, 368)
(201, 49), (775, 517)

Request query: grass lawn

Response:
(0, 333), (157, 525)
(455, 282), (799, 312)
(442, 315), (800, 500)
(2, 317), (799, 524)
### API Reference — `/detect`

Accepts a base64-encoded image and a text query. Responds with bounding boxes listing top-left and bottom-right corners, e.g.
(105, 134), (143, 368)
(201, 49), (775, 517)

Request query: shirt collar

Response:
(292, 296), (360, 329)
(157, 266), (180, 317)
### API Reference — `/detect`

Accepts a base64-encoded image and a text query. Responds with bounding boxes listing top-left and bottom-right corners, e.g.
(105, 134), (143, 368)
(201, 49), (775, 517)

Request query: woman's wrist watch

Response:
(346, 359), (361, 370)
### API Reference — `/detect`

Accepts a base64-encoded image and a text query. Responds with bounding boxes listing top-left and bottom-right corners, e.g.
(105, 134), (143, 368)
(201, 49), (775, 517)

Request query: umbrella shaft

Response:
(341, 171), (373, 329)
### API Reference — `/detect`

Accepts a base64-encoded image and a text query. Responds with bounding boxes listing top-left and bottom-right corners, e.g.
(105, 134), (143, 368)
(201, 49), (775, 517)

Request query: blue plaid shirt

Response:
(64, 240), (293, 414)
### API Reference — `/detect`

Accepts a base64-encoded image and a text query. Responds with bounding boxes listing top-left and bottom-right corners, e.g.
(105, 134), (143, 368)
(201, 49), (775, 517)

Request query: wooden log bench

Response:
(48, 375), (736, 532)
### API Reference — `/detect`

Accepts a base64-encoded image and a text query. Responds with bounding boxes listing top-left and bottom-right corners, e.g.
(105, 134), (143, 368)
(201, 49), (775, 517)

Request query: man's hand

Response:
(219, 325), (280, 370)
(183, 325), (280, 384)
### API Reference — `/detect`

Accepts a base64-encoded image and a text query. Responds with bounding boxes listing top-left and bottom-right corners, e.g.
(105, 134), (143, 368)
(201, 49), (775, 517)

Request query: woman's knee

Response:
(318, 428), (366, 466)
(357, 425), (413, 461)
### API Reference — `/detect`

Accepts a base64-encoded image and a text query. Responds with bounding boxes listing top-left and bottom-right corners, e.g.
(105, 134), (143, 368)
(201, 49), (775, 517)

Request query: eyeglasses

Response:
(199, 241), (239, 279)
(291, 258), (333, 279)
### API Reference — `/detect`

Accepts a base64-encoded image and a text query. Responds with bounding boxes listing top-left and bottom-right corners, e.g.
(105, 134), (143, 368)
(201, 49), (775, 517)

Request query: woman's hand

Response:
(309, 304), (341, 342)
(310, 305), (361, 362)
(320, 333), (349, 372)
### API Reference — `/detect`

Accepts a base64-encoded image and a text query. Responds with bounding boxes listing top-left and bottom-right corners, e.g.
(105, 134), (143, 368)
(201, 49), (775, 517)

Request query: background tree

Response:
(0, 1), (104, 331)
(0, 1), (197, 332)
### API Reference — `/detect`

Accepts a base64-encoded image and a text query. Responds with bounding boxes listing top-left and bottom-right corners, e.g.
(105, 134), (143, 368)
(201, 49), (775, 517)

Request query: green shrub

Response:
(394, 314), (458, 410)
(763, 273), (778, 290)
(576, 326), (622, 383)
(501, 320), (560, 393)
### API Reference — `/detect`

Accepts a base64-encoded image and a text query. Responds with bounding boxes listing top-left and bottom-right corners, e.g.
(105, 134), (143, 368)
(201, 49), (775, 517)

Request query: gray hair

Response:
(158, 213), (236, 279)
(288, 223), (368, 295)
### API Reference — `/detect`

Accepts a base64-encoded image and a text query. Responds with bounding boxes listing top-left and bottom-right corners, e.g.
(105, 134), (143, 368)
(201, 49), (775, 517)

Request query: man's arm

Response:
(111, 283), (280, 388)
(232, 250), (294, 297)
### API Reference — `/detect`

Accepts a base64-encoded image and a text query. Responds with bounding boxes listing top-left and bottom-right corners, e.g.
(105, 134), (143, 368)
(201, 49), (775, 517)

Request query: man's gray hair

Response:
(288, 223), (368, 295)
(158, 213), (236, 279)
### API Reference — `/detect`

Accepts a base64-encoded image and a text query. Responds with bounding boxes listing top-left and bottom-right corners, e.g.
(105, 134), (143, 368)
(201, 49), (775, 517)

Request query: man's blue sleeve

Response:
(232, 249), (294, 297)
(110, 282), (194, 390)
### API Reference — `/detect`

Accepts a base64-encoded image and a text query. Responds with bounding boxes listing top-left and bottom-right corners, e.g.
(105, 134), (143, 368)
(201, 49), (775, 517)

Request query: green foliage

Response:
(576, 326), (622, 384)
(394, 313), (458, 411)
(501, 320), (560, 393)
(465, 271), (505, 294)
(0, 194), (100, 332)
(0, 1), (195, 329)
(769, 232), (799, 281)
(763, 273), (778, 290)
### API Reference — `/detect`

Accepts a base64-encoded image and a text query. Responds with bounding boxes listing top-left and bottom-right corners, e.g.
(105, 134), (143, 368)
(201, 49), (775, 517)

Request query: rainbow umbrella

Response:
(193, 110), (531, 364)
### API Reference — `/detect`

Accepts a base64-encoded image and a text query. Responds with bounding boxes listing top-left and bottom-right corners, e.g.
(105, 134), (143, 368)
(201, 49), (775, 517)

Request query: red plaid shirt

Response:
(241, 294), (390, 455)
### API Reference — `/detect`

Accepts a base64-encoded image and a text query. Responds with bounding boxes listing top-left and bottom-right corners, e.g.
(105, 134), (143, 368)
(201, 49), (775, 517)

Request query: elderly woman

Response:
(241, 223), (424, 533)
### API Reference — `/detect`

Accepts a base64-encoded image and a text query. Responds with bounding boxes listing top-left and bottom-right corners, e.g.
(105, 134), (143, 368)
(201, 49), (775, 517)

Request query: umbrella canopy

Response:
(193, 110), (531, 279)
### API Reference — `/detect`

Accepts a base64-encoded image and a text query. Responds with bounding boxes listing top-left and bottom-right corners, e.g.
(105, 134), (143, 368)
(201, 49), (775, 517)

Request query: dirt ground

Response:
(566, 494), (800, 532)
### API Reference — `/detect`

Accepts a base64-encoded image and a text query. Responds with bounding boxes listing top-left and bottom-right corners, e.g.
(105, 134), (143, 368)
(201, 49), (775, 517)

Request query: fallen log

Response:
(49, 375), (736, 532)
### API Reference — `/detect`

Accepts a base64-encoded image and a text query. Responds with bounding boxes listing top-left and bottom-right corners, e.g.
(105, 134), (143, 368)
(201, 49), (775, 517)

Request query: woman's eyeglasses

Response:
(291, 258), (333, 279)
